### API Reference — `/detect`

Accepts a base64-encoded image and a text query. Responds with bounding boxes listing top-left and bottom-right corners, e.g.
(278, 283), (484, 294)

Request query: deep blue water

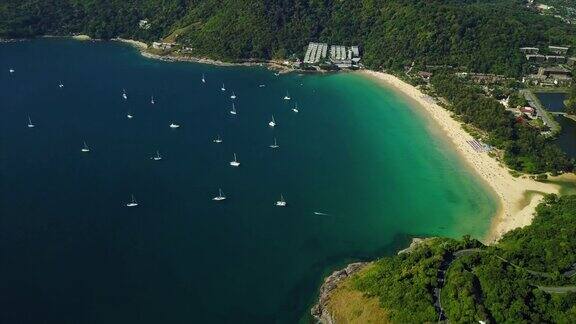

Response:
(0, 39), (496, 323)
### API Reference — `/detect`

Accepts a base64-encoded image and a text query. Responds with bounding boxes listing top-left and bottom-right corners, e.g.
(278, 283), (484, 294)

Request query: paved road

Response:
(434, 250), (575, 321)
(520, 89), (560, 135)
(537, 286), (576, 294)
(434, 248), (484, 322)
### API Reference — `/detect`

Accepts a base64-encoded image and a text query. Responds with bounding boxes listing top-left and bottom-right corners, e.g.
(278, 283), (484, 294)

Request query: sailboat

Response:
(81, 141), (90, 152)
(126, 194), (139, 207)
(213, 134), (223, 143)
(221, 83), (226, 91)
(152, 150), (162, 161)
(230, 103), (237, 115)
(230, 153), (240, 167)
(275, 194), (287, 207)
(269, 137), (279, 149)
(268, 115), (276, 127)
(122, 89), (128, 100)
(150, 95), (155, 105)
(230, 91), (237, 99)
(292, 103), (299, 113)
(283, 91), (291, 100)
(213, 188), (226, 201)
(201, 74), (206, 83)
(169, 123), (180, 128)
(58, 82), (64, 88)
(27, 116), (35, 128)
(127, 111), (134, 119)
(9, 68), (15, 74)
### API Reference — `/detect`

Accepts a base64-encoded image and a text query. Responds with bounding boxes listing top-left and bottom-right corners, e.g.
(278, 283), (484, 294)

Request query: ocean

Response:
(0, 39), (496, 323)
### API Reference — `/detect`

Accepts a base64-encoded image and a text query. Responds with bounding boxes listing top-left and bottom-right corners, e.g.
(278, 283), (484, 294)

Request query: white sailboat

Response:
(126, 194), (139, 207)
(230, 91), (236, 99)
(81, 141), (90, 152)
(122, 89), (128, 100)
(151, 95), (155, 105)
(9, 68), (15, 74)
(27, 116), (35, 128)
(283, 91), (291, 100)
(229, 103), (237, 115)
(213, 134), (223, 143)
(58, 82), (64, 88)
(230, 153), (240, 167)
(152, 150), (162, 161)
(202, 74), (206, 83)
(127, 111), (133, 119)
(275, 194), (287, 207)
(292, 103), (299, 113)
(268, 115), (276, 127)
(221, 83), (226, 91)
(213, 188), (226, 201)
(169, 123), (180, 128)
(269, 137), (279, 149)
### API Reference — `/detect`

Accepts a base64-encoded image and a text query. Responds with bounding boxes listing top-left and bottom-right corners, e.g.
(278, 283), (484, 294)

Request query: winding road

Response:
(433, 249), (576, 321)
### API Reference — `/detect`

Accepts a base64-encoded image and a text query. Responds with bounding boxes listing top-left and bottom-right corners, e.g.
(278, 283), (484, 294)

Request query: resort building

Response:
(524, 67), (573, 87)
(545, 55), (566, 64)
(418, 71), (433, 82)
(520, 106), (537, 118)
(548, 45), (570, 55)
(304, 43), (328, 64)
(329, 45), (361, 68)
(520, 47), (540, 54)
(526, 54), (546, 62)
(303, 43), (361, 69)
(152, 42), (177, 50)
(138, 19), (151, 30)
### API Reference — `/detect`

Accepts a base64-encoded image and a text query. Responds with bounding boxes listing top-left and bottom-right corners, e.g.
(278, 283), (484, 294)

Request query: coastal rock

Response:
(397, 237), (435, 255)
(311, 262), (368, 324)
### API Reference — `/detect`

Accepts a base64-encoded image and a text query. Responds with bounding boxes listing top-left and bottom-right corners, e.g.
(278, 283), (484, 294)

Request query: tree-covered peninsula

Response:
(315, 194), (576, 323)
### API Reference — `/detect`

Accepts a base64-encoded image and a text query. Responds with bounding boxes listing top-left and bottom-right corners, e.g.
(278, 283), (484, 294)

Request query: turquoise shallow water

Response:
(0, 39), (496, 323)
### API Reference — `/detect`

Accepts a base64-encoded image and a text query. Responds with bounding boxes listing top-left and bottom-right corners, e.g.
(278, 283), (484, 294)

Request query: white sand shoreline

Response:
(360, 70), (564, 243)
(60, 35), (570, 242)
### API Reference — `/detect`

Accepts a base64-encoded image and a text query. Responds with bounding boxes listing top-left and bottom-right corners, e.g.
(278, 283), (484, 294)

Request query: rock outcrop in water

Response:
(311, 238), (431, 323)
(310, 262), (369, 323)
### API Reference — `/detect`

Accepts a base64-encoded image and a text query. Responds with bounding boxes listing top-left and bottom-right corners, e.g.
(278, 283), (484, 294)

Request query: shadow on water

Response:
(288, 233), (438, 323)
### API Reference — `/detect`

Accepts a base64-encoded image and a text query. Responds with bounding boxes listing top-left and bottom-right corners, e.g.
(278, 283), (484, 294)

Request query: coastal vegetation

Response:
(430, 73), (574, 173)
(327, 195), (576, 323)
(566, 79), (576, 115)
(1, 0), (575, 77)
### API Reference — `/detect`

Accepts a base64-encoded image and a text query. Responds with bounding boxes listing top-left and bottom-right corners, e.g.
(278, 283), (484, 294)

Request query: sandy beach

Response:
(112, 38), (148, 50)
(71, 34), (91, 41)
(361, 70), (562, 243)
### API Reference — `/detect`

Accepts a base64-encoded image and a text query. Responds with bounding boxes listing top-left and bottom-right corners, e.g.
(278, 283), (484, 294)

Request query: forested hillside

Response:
(1, 0), (575, 76)
(328, 194), (576, 323)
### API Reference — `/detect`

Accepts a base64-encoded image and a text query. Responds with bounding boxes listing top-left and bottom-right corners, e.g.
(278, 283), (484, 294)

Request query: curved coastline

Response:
(7, 36), (574, 322)
(107, 37), (567, 244)
(85, 36), (568, 243)
(359, 70), (563, 243)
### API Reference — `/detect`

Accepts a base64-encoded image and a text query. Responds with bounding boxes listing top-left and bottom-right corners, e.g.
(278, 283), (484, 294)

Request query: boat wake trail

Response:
(313, 211), (332, 216)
